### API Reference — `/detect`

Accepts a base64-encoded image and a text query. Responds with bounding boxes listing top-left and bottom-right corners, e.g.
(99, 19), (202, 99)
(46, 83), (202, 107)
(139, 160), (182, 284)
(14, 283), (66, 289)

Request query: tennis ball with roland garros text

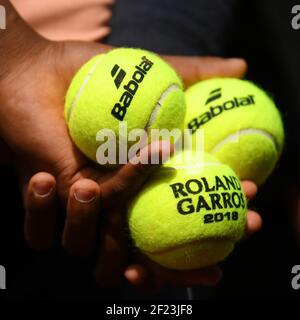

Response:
(184, 78), (284, 185)
(128, 151), (247, 270)
(64, 48), (186, 166)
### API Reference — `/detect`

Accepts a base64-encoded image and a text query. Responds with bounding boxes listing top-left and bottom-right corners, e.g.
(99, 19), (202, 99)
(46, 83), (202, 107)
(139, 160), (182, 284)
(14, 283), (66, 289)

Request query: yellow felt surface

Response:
(148, 240), (234, 270)
(65, 48), (186, 162)
(184, 78), (285, 185)
(128, 151), (247, 270)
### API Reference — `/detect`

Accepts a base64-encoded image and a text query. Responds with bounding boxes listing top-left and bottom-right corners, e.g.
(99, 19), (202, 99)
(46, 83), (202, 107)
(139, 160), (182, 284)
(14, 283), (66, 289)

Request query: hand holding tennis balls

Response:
(184, 78), (284, 185)
(128, 151), (247, 270)
(65, 48), (186, 165)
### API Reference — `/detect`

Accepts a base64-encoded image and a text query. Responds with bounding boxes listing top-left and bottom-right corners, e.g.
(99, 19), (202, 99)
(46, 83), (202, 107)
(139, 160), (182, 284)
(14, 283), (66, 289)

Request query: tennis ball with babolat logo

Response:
(184, 78), (285, 185)
(64, 48), (186, 165)
(128, 150), (247, 270)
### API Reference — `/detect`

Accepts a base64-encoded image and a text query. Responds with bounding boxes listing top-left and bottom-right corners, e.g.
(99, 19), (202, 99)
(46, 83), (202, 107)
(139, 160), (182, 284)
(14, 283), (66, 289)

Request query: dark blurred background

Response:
(1, 0), (300, 299)
(215, 0), (300, 299)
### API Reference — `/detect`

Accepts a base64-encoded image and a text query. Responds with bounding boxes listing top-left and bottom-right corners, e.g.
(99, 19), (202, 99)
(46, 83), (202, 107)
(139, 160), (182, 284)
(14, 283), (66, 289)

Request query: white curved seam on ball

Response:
(210, 128), (277, 154)
(145, 83), (181, 131)
(67, 56), (104, 122)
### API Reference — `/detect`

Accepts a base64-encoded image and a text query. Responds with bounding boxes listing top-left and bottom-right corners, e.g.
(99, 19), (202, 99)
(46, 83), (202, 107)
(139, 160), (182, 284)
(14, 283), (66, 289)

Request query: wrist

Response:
(0, 1), (48, 80)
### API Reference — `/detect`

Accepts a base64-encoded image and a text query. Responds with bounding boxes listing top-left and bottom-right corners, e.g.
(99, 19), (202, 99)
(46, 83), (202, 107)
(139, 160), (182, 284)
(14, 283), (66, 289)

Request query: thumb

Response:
(60, 41), (114, 82)
(162, 55), (247, 88)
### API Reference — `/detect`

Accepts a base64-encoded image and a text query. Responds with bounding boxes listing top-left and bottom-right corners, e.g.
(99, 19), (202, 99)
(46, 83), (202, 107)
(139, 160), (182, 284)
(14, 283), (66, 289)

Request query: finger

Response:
(94, 209), (128, 287)
(245, 210), (263, 237)
(162, 56), (248, 87)
(62, 179), (100, 256)
(125, 264), (163, 294)
(101, 140), (173, 209)
(24, 172), (57, 250)
(124, 264), (149, 287)
(241, 181), (258, 200)
(98, 5), (113, 24)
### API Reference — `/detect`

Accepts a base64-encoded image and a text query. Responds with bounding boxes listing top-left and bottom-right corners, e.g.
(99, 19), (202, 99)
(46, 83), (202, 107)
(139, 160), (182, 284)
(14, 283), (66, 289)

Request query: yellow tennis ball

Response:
(184, 78), (284, 185)
(65, 48), (186, 165)
(128, 151), (247, 270)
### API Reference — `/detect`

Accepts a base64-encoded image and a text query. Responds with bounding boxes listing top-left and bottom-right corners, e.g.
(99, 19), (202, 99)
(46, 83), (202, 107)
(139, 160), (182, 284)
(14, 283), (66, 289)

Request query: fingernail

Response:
(227, 58), (247, 69)
(124, 268), (139, 281)
(227, 58), (245, 63)
(124, 267), (147, 286)
(74, 189), (96, 203)
(33, 183), (53, 197)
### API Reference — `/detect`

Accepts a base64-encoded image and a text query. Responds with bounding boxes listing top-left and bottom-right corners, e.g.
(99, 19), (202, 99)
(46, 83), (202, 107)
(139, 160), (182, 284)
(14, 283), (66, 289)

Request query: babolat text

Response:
(188, 95), (255, 134)
(111, 56), (154, 121)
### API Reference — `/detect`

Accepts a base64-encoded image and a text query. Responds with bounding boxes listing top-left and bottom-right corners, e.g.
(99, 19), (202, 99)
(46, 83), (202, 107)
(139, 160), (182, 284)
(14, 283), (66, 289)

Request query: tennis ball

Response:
(184, 78), (284, 185)
(65, 48), (186, 165)
(128, 151), (247, 270)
